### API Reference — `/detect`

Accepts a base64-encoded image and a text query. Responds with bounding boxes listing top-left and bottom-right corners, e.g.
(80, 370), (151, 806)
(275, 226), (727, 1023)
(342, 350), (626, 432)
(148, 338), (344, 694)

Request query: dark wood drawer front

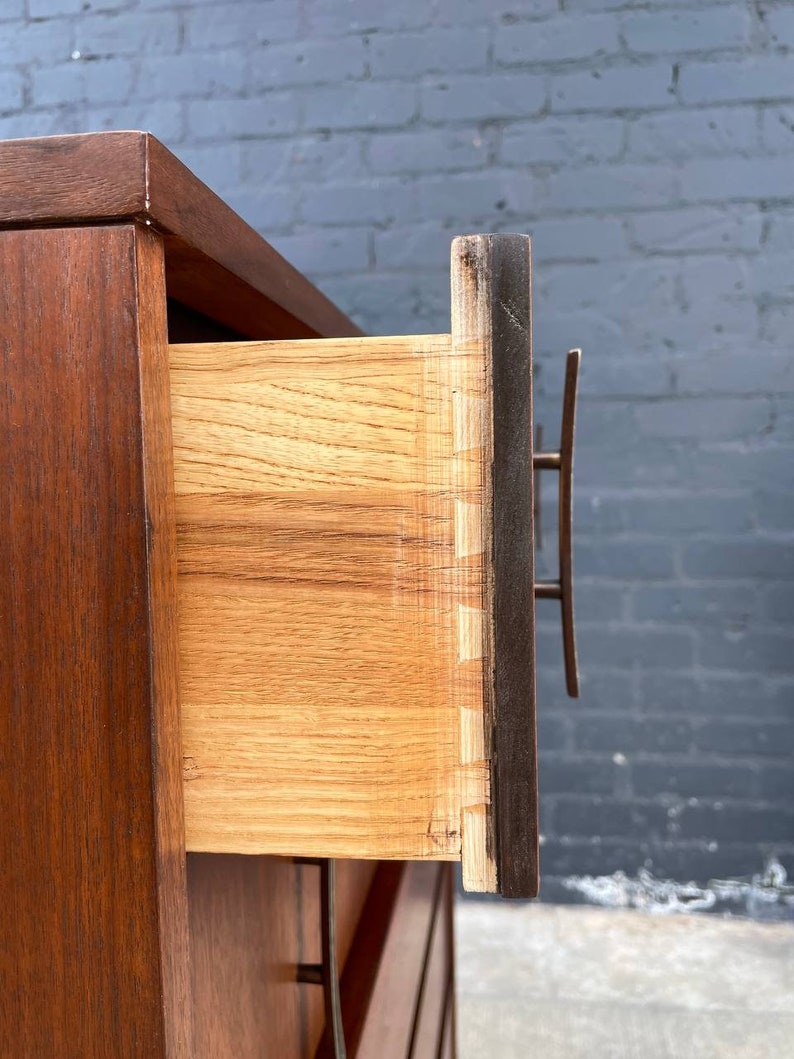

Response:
(409, 869), (454, 1058)
(352, 863), (446, 1059)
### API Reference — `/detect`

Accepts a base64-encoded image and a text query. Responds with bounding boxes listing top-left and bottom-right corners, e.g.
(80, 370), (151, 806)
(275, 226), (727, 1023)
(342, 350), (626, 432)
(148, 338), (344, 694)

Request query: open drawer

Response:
(172, 234), (579, 898)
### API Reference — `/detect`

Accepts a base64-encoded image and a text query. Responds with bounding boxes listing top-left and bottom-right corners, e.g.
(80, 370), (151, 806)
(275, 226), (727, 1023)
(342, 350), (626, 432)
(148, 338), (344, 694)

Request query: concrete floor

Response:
(455, 900), (794, 1058)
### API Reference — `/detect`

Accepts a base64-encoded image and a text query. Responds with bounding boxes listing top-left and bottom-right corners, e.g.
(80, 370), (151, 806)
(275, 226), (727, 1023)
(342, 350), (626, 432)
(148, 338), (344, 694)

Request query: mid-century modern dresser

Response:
(0, 131), (579, 1058)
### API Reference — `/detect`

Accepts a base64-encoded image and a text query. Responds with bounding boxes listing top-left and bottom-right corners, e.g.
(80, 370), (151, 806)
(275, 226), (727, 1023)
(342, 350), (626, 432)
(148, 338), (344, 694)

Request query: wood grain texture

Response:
(135, 226), (195, 1058)
(0, 131), (359, 340)
(172, 334), (490, 864)
(408, 875), (452, 1059)
(452, 234), (538, 899)
(187, 856), (375, 1058)
(188, 855), (303, 1057)
(355, 863), (443, 1059)
(0, 224), (191, 1056)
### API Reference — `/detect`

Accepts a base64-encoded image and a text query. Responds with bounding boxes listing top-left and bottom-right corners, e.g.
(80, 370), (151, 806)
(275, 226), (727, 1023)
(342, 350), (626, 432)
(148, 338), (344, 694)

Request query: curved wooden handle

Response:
(534, 349), (581, 698)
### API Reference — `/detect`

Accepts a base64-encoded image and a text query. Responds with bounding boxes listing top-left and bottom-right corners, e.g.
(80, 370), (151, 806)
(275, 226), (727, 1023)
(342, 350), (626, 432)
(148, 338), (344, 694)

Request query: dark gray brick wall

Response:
(2, 0), (793, 902)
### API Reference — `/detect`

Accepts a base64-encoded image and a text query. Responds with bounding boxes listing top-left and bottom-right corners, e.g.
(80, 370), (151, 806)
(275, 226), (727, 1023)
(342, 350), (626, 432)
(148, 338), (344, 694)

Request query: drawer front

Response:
(407, 868), (454, 1059)
(173, 235), (579, 897)
(353, 862), (447, 1059)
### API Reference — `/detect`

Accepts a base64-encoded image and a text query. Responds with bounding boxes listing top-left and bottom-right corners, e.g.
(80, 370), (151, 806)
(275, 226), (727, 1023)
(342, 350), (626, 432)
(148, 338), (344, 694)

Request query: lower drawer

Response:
(326, 862), (452, 1059)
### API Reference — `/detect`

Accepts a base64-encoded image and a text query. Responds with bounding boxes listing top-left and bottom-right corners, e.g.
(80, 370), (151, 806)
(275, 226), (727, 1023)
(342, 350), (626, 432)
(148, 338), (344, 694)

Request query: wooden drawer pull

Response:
(296, 859), (347, 1058)
(534, 348), (581, 698)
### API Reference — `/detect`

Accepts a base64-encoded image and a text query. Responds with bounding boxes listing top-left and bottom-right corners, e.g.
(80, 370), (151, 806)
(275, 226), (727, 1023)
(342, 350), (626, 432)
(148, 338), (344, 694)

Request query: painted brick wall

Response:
(3, 0), (793, 904)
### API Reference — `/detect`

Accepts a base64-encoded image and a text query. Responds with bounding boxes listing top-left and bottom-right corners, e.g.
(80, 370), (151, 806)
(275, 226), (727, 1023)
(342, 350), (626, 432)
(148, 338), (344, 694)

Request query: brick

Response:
(568, 583), (626, 624)
(766, 5), (794, 49)
(529, 216), (628, 262)
(633, 584), (761, 627)
(318, 273), (426, 334)
(576, 715), (695, 756)
(241, 135), (364, 184)
(537, 713), (569, 753)
(494, 15), (618, 66)
(700, 677), (793, 720)
(136, 51), (247, 102)
(761, 106), (794, 153)
(306, 0), (432, 34)
(678, 254), (750, 303)
(434, 0), (557, 24)
(641, 672), (794, 721)
(174, 143), (243, 195)
(185, 1), (299, 47)
(540, 757), (617, 796)
(695, 719), (794, 759)
(417, 171), (532, 223)
(545, 163), (677, 211)
(630, 206), (762, 253)
(222, 185), (298, 232)
(0, 108), (79, 139)
(645, 843), (787, 887)
(369, 28), (488, 79)
(0, 20), (72, 68)
(249, 38), (366, 90)
(74, 11), (181, 57)
(501, 115), (624, 166)
(622, 8), (750, 55)
(554, 798), (672, 841)
(374, 224), (451, 270)
(678, 804), (794, 844)
(423, 73), (545, 123)
(573, 493), (627, 536)
(32, 59), (135, 107)
(638, 397), (771, 440)
(755, 490), (794, 532)
(757, 765), (794, 804)
(632, 762), (757, 801)
(270, 228), (369, 275)
(679, 155), (794, 202)
(765, 208), (794, 252)
(760, 305), (794, 346)
(764, 584), (794, 624)
(566, 0), (703, 8)
(744, 253), (794, 301)
(572, 356), (674, 399)
(693, 447), (794, 492)
(187, 96), (300, 139)
(80, 101), (184, 142)
(626, 106), (758, 161)
(0, 69), (24, 112)
(699, 629), (794, 675)
(576, 624), (694, 670)
(301, 180), (417, 226)
(684, 540), (794, 581)
(638, 673), (700, 715)
(538, 839), (655, 881)
(538, 666), (634, 712)
(673, 351), (794, 397)
(551, 65), (675, 113)
(680, 58), (794, 106)
(304, 82), (417, 131)
(368, 128), (488, 175)
(29, 0), (84, 13)
(621, 493), (753, 536)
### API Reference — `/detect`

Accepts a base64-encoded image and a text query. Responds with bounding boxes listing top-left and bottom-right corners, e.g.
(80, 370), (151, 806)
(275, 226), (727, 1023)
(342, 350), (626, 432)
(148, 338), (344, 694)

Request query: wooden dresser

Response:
(0, 132), (579, 1057)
